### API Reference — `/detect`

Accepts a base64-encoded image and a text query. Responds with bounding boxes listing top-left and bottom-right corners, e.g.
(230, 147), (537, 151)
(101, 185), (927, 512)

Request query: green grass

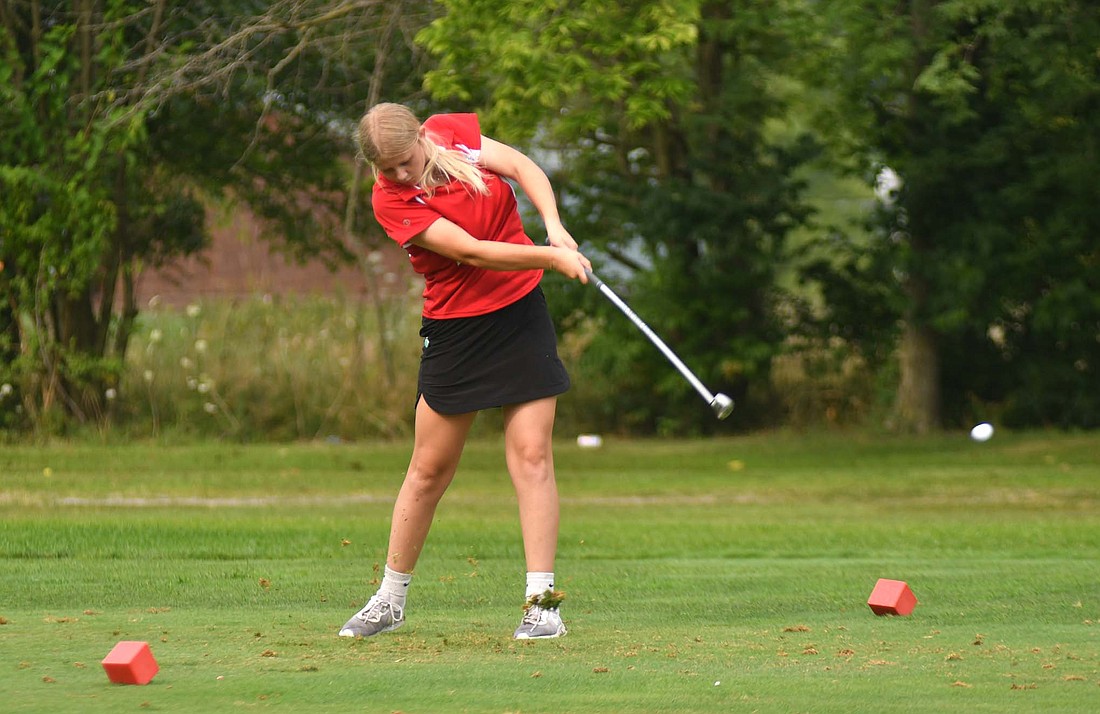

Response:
(1, 430), (1098, 712)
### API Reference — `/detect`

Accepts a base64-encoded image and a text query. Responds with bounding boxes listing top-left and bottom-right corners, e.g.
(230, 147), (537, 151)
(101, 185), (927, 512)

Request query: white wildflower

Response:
(105, 388), (117, 400)
(0, 383), (12, 398)
(149, 329), (163, 344)
(180, 357), (194, 370)
(203, 402), (218, 414)
(194, 339), (208, 353)
(186, 304), (201, 318)
(143, 370), (155, 384)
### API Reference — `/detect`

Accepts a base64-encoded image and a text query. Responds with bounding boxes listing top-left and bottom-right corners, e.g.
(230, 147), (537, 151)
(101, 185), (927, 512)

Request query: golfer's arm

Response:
(409, 217), (561, 272)
(479, 137), (565, 233)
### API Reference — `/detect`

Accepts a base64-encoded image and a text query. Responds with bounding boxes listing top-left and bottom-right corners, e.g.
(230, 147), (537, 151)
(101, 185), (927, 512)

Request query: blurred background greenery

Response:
(2, 1), (1097, 440)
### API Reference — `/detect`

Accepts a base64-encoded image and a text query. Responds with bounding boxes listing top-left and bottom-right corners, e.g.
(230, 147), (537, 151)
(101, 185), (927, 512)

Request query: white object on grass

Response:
(970, 422), (994, 442)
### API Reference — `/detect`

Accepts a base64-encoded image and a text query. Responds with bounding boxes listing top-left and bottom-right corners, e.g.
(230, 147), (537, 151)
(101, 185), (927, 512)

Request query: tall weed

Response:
(118, 293), (422, 441)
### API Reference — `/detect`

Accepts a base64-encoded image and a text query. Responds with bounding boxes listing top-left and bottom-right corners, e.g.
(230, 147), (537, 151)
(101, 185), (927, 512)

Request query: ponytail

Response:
(418, 140), (489, 198)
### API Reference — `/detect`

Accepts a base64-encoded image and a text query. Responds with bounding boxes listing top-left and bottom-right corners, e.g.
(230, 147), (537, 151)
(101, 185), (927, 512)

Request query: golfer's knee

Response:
(509, 443), (553, 481)
(404, 461), (454, 497)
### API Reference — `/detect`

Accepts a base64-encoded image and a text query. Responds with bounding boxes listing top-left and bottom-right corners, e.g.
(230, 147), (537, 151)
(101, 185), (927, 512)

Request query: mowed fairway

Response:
(1, 431), (1098, 713)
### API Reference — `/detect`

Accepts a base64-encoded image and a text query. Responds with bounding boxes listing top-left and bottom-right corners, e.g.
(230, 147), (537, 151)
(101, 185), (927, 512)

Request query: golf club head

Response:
(710, 393), (735, 420)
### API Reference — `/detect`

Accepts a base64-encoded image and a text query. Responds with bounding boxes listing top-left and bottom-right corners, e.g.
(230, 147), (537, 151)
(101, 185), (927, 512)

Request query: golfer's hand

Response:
(548, 246), (591, 283)
(546, 223), (579, 251)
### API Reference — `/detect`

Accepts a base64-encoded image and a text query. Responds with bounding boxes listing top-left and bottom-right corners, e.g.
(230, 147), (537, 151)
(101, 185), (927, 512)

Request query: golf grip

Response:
(584, 269), (717, 404)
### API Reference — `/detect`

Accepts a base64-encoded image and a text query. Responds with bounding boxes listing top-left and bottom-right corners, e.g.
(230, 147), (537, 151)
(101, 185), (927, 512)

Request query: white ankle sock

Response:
(379, 566), (412, 609)
(525, 571), (555, 600)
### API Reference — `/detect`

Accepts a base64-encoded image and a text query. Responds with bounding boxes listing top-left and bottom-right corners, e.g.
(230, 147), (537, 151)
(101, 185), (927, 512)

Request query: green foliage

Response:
(0, 1), (434, 434)
(420, 0), (700, 138)
(2, 2), (196, 429)
(0, 167), (116, 295)
(806, 0), (1100, 428)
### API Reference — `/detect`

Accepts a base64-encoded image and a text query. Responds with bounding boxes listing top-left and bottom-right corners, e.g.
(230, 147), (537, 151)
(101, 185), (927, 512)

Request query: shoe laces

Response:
(521, 604), (548, 626)
(356, 595), (402, 624)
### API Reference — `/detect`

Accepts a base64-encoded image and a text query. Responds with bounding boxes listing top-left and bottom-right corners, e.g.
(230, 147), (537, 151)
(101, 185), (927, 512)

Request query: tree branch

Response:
(107, 0), (391, 121)
(234, 26), (316, 169)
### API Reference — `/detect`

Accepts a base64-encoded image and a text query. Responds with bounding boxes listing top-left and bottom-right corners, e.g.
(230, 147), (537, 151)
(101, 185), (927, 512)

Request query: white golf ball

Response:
(576, 434), (603, 449)
(970, 422), (994, 442)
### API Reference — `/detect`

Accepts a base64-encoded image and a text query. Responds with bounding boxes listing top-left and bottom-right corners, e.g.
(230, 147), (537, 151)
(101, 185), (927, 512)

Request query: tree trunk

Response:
(55, 290), (101, 421)
(894, 320), (941, 433)
(1, 270), (20, 376)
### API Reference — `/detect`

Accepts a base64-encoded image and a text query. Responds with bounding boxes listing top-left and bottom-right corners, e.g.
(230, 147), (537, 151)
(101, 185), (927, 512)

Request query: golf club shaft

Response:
(585, 269), (717, 404)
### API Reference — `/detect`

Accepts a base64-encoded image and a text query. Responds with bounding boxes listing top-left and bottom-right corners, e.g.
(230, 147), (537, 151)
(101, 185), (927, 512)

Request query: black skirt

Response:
(417, 286), (570, 414)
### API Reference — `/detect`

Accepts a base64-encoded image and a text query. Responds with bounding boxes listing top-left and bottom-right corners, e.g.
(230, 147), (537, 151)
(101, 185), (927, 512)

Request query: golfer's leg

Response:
(387, 397), (476, 573)
(502, 397), (560, 572)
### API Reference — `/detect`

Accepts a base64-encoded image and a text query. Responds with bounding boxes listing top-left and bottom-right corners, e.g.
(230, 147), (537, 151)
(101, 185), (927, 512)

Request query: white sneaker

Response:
(338, 595), (404, 638)
(513, 604), (567, 639)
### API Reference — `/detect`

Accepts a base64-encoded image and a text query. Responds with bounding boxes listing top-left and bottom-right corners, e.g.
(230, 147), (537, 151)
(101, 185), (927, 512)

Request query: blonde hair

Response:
(356, 103), (489, 198)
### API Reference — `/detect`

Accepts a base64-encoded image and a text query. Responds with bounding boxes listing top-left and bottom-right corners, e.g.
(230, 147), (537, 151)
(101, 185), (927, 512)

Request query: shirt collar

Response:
(377, 175), (426, 201)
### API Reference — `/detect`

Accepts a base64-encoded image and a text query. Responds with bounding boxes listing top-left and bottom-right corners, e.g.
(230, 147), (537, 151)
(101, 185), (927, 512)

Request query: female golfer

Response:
(338, 103), (590, 640)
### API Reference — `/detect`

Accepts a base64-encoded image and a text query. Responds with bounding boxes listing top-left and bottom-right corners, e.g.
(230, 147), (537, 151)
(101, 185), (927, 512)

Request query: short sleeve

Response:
(371, 186), (440, 245)
(423, 113), (482, 154)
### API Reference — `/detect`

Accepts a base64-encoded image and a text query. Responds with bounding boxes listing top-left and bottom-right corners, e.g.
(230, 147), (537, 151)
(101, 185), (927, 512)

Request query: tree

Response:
(420, 0), (821, 432)
(0, 0), (432, 432)
(809, 0), (1100, 430)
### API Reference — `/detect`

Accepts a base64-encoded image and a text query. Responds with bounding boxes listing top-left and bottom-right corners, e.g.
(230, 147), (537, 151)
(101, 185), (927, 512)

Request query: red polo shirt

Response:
(371, 113), (543, 319)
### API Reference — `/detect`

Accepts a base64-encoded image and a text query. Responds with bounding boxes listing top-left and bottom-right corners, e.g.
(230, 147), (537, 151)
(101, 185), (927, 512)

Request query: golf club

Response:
(584, 269), (734, 420)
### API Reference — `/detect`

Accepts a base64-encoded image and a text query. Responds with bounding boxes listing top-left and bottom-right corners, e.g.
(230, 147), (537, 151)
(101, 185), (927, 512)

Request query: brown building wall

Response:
(134, 206), (404, 306)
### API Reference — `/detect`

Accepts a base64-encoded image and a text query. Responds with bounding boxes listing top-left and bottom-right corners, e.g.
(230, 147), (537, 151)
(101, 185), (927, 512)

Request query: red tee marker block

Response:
(867, 578), (918, 616)
(101, 641), (159, 685)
